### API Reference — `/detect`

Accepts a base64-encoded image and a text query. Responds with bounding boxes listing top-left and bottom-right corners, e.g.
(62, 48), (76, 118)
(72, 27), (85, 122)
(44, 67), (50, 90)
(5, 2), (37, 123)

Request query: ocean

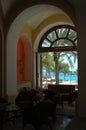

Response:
(43, 71), (78, 81)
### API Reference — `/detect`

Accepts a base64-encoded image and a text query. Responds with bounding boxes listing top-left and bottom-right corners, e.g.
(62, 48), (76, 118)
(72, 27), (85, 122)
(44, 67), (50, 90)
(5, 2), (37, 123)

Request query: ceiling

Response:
(1, 0), (75, 17)
(0, 0), (76, 33)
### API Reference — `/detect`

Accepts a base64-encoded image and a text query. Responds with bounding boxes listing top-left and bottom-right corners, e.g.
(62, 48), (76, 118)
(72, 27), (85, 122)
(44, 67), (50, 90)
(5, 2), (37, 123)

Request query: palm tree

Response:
(59, 60), (69, 81)
(42, 52), (54, 84)
(53, 51), (77, 84)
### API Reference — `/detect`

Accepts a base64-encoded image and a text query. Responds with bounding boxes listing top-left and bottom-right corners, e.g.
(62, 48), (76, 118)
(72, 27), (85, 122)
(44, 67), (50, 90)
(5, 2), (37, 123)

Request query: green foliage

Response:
(42, 51), (77, 75)
(59, 51), (77, 70)
(42, 52), (55, 74)
(58, 60), (69, 73)
(42, 52), (71, 75)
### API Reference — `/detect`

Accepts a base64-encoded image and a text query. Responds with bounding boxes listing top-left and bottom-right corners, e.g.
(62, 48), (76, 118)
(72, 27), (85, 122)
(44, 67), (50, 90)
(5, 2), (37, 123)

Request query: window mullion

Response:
(46, 38), (52, 44)
(66, 28), (70, 38)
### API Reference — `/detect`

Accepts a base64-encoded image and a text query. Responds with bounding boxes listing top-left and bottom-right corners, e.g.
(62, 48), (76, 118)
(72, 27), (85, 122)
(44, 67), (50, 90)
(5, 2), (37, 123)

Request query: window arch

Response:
(38, 25), (77, 52)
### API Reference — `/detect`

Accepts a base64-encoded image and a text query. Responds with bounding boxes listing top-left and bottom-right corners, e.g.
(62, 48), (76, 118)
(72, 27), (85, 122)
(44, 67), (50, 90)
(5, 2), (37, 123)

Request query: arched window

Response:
(39, 25), (77, 52)
(38, 25), (78, 88)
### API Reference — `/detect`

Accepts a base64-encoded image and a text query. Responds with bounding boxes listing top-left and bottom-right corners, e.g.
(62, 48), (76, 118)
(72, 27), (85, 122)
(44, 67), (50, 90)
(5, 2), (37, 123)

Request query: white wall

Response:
(74, 0), (86, 117)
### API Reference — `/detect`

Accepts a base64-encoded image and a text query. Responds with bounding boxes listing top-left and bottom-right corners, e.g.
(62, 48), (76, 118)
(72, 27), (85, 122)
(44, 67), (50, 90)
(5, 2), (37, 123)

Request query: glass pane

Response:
(74, 40), (77, 46)
(52, 39), (73, 47)
(59, 51), (78, 71)
(59, 51), (78, 85)
(56, 28), (68, 38)
(42, 39), (51, 47)
(41, 51), (78, 88)
(47, 31), (57, 42)
(68, 29), (77, 41)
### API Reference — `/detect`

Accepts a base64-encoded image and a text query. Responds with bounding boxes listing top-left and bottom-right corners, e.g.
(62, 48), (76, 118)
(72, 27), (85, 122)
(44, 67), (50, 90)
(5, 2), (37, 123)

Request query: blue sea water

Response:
(59, 73), (77, 81)
(43, 71), (78, 81)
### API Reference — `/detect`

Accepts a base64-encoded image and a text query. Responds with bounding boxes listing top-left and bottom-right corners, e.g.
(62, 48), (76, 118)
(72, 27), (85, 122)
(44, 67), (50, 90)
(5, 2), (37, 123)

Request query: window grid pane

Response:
(52, 39), (73, 47)
(68, 29), (77, 41)
(47, 31), (57, 42)
(42, 39), (51, 47)
(56, 28), (68, 38)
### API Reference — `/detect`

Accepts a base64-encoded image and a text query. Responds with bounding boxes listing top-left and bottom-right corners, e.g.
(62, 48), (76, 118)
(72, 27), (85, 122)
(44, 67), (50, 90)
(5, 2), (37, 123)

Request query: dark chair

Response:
(43, 89), (63, 107)
(21, 99), (56, 130)
(15, 88), (40, 106)
(21, 103), (37, 130)
(15, 89), (40, 130)
(30, 89), (40, 103)
(15, 90), (34, 107)
(37, 99), (56, 130)
(68, 90), (78, 104)
(54, 94), (63, 107)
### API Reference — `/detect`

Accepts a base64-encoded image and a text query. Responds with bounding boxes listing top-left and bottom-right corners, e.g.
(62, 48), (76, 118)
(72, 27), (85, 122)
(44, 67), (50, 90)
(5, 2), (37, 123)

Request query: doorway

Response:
(36, 24), (78, 117)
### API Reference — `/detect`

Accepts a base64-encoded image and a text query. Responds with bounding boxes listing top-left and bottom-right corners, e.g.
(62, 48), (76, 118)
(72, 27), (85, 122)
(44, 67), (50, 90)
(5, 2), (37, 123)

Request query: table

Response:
(0, 102), (10, 130)
(1, 103), (21, 112)
(0, 103), (21, 126)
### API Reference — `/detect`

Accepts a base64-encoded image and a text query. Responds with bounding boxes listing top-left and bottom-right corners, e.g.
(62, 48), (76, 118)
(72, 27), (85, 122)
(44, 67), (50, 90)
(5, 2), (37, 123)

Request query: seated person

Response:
(15, 87), (34, 107)
(15, 87), (40, 107)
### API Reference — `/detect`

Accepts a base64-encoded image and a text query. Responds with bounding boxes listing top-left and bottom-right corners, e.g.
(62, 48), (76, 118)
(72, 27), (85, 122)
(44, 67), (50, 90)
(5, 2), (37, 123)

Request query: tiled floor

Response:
(3, 115), (86, 130)
(56, 104), (75, 117)
(65, 117), (86, 130)
(3, 103), (75, 130)
(53, 116), (72, 130)
(3, 116), (73, 130)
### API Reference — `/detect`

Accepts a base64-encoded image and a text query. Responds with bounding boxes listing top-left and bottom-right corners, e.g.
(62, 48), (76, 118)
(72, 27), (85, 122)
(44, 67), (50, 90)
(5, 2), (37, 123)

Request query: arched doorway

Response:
(35, 24), (78, 117)
(36, 24), (78, 89)
(6, 4), (76, 96)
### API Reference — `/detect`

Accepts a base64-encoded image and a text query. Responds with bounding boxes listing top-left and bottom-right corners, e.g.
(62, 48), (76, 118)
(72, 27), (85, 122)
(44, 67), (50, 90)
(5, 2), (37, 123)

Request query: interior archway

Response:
(6, 4), (75, 96)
